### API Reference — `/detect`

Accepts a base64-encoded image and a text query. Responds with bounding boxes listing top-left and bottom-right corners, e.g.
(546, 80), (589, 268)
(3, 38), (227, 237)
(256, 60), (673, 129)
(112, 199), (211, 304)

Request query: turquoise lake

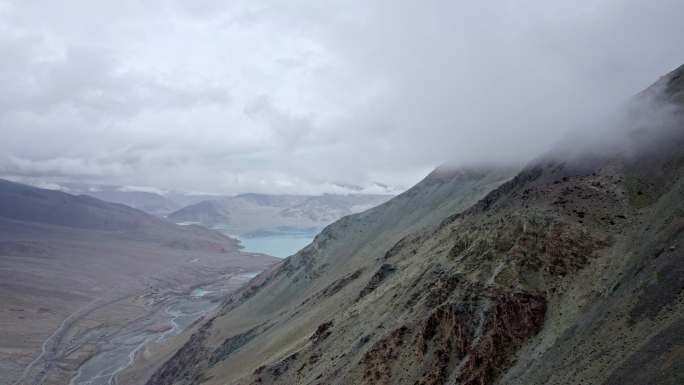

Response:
(237, 233), (315, 258)
(208, 224), (318, 259)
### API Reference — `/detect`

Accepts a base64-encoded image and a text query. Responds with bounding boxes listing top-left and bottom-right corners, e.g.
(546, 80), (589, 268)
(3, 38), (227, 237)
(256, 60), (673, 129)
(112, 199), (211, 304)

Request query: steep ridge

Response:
(143, 65), (684, 385)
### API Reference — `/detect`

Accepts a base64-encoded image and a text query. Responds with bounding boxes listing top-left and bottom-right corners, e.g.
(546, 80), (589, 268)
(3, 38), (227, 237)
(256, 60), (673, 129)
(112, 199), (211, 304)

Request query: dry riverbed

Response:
(6, 269), (261, 385)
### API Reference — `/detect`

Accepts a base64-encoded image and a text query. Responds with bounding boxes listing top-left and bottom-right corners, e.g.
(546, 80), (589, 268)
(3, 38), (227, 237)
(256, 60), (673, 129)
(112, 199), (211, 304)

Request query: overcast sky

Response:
(1, 0), (683, 194)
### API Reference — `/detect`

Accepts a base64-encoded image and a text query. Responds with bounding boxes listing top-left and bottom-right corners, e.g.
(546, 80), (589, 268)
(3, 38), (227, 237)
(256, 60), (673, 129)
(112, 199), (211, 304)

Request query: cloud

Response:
(1, 154), (124, 178)
(0, 0), (683, 194)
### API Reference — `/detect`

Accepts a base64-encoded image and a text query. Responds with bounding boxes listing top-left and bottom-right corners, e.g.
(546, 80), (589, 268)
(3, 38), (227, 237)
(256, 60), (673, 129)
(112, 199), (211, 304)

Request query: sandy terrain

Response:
(0, 179), (278, 385)
(0, 245), (272, 385)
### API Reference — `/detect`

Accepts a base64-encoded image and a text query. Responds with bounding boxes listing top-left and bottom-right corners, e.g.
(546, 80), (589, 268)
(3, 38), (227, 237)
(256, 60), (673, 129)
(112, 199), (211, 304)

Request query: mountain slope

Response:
(140, 167), (517, 385)
(0, 179), (161, 230)
(76, 189), (181, 216)
(169, 200), (232, 228)
(142, 65), (684, 385)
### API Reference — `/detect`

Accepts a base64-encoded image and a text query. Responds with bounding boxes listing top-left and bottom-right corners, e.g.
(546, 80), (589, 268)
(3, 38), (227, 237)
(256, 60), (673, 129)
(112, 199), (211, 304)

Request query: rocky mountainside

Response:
(139, 65), (684, 385)
(167, 193), (393, 237)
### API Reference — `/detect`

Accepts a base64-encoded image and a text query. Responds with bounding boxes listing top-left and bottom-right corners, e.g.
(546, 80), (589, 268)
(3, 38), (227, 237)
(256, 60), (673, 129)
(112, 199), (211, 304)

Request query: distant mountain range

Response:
(50, 183), (220, 216)
(15, 184), (397, 238)
(0, 178), (276, 278)
(167, 193), (394, 237)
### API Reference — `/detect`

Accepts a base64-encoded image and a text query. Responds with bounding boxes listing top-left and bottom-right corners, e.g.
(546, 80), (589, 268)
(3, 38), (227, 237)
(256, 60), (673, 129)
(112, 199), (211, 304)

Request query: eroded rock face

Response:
(357, 264), (396, 300)
(310, 321), (334, 345)
(209, 325), (263, 366)
(357, 291), (546, 385)
(359, 325), (411, 385)
(456, 293), (546, 385)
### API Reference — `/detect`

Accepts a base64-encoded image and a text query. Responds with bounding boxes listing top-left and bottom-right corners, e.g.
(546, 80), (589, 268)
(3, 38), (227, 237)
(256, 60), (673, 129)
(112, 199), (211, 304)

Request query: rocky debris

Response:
(602, 318), (684, 385)
(456, 292), (546, 385)
(422, 272), (463, 308)
(465, 165), (544, 216)
(309, 321), (334, 345)
(359, 325), (411, 385)
(383, 236), (413, 260)
(356, 291), (546, 385)
(300, 269), (365, 308)
(414, 302), (478, 385)
(629, 229), (684, 324)
(444, 211), (610, 291)
(357, 264), (397, 300)
(209, 325), (263, 366)
(321, 269), (364, 297)
(249, 351), (301, 384)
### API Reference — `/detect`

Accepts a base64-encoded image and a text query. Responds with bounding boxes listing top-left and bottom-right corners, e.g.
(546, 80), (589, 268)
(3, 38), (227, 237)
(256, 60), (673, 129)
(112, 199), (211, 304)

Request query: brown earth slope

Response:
(0, 180), (277, 385)
(141, 65), (684, 385)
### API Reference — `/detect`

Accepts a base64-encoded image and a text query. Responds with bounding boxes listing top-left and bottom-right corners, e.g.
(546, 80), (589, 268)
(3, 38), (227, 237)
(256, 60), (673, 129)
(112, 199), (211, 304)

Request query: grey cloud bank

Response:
(1, 0), (683, 194)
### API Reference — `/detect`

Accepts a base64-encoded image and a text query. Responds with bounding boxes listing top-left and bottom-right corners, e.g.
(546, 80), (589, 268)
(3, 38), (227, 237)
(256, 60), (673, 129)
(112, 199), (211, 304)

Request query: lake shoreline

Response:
(215, 228), (317, 259)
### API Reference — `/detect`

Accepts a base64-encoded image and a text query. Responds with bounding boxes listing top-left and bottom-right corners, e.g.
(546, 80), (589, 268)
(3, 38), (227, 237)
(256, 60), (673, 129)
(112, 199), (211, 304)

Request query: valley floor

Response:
(0, 260), (266, 385)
